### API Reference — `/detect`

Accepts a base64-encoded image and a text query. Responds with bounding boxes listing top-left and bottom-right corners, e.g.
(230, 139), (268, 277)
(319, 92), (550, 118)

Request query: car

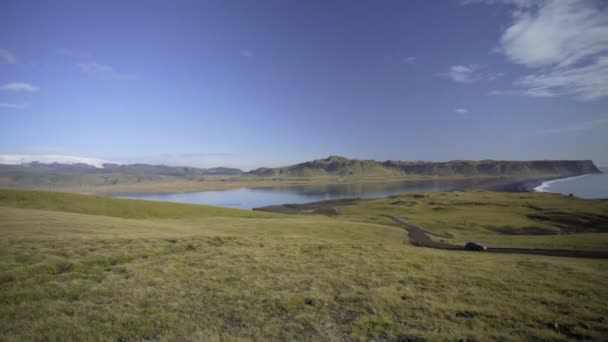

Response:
(465, 242), (487, 251)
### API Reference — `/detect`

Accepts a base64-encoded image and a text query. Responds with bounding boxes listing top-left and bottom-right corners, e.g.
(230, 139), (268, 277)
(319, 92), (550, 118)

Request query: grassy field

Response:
(334, 191), (608, 251)
(1, 189), (607, 340)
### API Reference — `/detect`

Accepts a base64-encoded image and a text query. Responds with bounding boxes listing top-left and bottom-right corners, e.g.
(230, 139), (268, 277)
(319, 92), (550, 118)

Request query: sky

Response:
(1, 0), (607, 170)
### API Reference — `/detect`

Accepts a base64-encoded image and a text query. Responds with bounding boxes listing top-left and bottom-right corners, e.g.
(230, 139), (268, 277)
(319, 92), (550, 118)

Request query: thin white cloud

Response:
(1, 82), (40, 92)
(0, 154), (118, 168)
(0, 48), (17, 64)
(241, 49), (254, 58)
(122, 152), (286, 170)
(455, 108), (469, 113)
(0, 103), (28, 109)
(536, 117), (608, 135)
(78, 62), (136, 80)
(517, 56), (608, 100)
(489, 0), (608, 100)
(445, 64), (503, 83)
(403, 56), (416, 64)
(448, 65), (477, 83)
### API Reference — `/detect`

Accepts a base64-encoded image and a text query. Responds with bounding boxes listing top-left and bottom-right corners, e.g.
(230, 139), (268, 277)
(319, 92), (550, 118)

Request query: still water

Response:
(120, 178), (507, 209)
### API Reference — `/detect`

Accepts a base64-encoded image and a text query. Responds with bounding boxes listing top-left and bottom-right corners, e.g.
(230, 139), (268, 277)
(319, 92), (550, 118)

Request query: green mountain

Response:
(246, 156), (601, 178)
(247, 156), (402, 178)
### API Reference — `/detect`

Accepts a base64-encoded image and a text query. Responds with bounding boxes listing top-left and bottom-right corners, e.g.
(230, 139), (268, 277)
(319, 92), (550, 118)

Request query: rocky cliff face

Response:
(247, 156), (601, 178)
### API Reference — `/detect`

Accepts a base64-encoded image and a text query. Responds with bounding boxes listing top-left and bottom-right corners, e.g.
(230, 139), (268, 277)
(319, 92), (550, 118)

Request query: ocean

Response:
(534, 171), (608, 199)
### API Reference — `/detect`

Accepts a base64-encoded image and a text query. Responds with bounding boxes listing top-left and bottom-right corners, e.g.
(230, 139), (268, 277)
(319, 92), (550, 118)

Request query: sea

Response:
(534, 170), (608, 199)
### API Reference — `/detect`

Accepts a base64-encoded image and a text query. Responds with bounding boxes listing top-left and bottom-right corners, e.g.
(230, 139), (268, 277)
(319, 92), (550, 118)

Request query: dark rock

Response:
(456, 311), (478, 319)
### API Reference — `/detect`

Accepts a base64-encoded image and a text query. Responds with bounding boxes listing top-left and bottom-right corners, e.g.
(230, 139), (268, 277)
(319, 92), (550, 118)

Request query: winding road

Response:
(384, 215), (608, 259)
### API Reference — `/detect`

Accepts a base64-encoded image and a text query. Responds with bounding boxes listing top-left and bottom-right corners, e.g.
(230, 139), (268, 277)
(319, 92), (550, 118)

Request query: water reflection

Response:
(120, 177), (510, 209)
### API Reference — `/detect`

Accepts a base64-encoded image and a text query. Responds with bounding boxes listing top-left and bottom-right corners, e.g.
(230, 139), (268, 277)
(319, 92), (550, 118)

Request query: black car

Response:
(465, 242), (487, 251)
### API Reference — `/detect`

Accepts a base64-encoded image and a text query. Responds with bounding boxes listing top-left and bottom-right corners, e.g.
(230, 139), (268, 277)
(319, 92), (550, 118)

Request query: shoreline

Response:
(531, 173), (608, 200)
(533, 174), (592, 192)
(452, 176), (551, 193)
(475, 173), (602, 193)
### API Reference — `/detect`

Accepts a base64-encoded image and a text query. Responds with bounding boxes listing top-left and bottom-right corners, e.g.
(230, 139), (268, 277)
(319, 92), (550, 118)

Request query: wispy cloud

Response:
(489, 89), (520, 96)
(536, 117), (608, 135)
(78, 62), (136, 80)
(403, 56), (416, 64)
(121, 152), (285, 170)
(0, 82), (40, 92)
(448, 65), (477, 83)
(482, 0), (608, 100)
(455, 108), (469, 113)
(241, 49), (254, 58)
(0, 103), (28, 109)
(444, 64), (503, 83)
(0, 48), (17, 64)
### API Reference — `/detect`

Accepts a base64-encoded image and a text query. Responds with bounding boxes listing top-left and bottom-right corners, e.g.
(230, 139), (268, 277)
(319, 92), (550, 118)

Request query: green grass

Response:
(335, 190), (608, 251)
(0, 189), (276, 219)
(1, 189), (608, 340)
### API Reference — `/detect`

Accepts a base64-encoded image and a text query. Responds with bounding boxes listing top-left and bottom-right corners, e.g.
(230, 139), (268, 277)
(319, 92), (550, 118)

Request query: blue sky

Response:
(1, 0), (607, 169)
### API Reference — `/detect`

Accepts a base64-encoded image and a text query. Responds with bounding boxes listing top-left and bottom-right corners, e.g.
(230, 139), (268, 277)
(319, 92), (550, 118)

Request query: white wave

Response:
(0, 154), (119, 168)
(533, 174), (592, 192)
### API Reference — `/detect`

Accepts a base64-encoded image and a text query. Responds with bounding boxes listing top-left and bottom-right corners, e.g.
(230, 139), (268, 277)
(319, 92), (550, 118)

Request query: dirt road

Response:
(384, 215), (608, 259)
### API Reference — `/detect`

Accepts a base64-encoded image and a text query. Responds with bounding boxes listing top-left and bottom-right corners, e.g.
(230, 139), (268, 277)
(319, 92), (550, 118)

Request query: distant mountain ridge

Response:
(0, 154), (115, 168)
(4, 161), (244, 176)
(246, 156), (602, 178)
(0, 157), (601, 192)
(0, 162), (243, 189)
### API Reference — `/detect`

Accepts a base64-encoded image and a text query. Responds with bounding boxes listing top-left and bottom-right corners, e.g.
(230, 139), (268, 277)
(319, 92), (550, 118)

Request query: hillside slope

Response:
(247, 156), (601, 178)
(1, 189), (608, 340)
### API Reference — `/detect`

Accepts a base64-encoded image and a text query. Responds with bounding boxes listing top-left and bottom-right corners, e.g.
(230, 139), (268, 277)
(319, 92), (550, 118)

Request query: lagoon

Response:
(120, 177), (507, 209)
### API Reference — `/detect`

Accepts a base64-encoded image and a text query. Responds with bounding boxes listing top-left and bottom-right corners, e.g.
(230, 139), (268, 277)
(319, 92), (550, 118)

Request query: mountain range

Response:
(0, 162), (243, 189)
(0, 155), (601, 191)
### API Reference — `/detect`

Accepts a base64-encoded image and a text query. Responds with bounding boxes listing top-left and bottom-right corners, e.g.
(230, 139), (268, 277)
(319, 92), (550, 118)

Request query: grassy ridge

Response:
(0, 189), (274, 219)
(246, 155), (601, 178)
(1, 189), (608, 340)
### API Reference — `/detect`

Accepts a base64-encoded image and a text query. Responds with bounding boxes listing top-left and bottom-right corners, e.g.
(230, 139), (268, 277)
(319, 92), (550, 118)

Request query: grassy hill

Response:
(248, 156), (403, 178)
(246, 155), (601, 179)
(1, 189), (608, 340)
